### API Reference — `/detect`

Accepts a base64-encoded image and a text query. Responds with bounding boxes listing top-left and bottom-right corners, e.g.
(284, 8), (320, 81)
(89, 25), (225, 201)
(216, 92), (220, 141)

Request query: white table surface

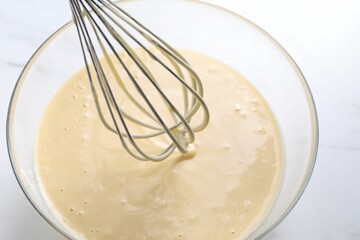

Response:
(1, 0), (359, 239)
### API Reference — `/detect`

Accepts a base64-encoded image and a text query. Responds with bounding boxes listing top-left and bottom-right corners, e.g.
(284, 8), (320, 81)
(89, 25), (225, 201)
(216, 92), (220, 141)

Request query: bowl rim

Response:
(6, 0), (319, 239)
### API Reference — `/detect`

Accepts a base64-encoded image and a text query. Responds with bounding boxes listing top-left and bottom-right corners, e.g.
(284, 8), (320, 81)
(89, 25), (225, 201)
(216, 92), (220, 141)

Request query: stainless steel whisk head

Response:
(69, 0), (210, 161)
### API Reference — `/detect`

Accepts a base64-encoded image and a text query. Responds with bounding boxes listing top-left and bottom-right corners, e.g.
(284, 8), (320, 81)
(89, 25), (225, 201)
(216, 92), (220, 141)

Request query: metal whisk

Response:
(69, 0), (210, 161)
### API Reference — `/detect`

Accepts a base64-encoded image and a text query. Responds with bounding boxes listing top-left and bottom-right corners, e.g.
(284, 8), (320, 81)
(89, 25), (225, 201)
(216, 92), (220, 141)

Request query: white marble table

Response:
(1, 0), (359, 239)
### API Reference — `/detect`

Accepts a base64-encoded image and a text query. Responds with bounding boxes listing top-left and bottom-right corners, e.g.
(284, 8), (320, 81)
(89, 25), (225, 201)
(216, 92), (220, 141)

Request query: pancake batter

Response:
(36, 50), (283, 240)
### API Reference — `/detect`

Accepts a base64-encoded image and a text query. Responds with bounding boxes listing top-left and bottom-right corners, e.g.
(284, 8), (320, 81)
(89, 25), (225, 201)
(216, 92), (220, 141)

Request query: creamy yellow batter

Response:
(36, 50), (283, 240)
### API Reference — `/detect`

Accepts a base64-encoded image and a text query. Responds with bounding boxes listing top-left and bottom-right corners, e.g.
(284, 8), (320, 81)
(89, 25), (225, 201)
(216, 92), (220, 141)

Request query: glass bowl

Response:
(7, 0), (319, 239)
